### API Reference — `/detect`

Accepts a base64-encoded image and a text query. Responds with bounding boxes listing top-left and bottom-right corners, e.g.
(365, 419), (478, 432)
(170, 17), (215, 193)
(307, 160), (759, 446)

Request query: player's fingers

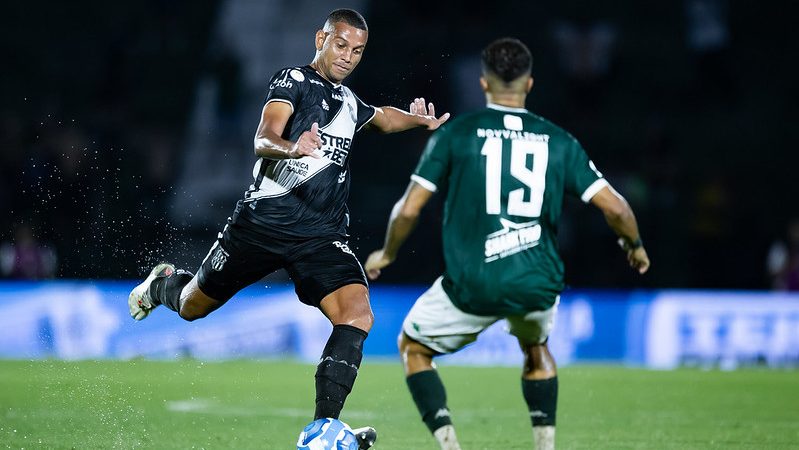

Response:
(302, 130), (322, 148)
(367, 268), (380, 280)
(428, 102), (435, 117)
(310, 122), (319, 135)
(438, 112), (451, 123)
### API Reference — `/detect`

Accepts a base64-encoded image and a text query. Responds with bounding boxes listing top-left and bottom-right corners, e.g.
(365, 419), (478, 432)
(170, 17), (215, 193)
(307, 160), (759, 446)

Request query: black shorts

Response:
(195, 222), (367, 307)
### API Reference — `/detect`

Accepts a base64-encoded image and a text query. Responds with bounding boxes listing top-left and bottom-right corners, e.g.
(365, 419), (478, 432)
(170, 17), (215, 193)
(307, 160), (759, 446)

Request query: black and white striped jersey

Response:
(236, 65), (376, 238)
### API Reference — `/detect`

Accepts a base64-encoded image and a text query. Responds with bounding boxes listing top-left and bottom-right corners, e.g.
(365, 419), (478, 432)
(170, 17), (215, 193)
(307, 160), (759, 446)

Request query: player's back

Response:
(413, 104), (606, 315)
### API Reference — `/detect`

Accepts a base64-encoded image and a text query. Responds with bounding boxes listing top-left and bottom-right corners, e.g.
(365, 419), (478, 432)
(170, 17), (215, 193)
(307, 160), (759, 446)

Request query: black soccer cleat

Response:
(352, 426), (377, 449)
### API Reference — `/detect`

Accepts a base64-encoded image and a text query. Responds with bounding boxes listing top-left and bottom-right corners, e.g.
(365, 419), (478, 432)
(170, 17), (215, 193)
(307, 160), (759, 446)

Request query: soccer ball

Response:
(297, 418), (358, 450)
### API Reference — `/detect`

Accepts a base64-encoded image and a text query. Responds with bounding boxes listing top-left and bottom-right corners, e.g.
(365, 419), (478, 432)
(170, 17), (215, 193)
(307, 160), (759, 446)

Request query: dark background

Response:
(1, 0), (797, 289)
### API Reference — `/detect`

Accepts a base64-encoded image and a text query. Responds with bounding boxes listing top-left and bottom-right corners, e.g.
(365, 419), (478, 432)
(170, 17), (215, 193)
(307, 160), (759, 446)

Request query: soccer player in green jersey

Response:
(364, 38), (650, 450)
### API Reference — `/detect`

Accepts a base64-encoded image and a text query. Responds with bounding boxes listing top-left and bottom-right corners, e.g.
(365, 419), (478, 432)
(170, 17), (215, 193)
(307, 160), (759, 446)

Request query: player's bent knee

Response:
(523, 343), (557, 379)
(178, 307), (208, 322)
(177, 292), (223, 322)
(399, 332), (433, 357)
(340, 302), (374, 332)
(321, 284), (374, 331)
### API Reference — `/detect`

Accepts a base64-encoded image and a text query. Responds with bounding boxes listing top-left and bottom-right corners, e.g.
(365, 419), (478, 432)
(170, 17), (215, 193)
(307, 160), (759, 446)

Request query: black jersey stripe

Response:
(252, 158), (270, 192)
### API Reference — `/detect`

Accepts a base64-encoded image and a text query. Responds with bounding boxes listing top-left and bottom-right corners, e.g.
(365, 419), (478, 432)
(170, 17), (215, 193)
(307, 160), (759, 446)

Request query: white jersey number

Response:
(480, 138), (549, 218)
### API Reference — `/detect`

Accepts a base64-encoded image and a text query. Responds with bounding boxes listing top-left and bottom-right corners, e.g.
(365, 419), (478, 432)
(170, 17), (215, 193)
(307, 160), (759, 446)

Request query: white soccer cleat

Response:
(352, 426), (377, 449)
(128, 263), (175, 320)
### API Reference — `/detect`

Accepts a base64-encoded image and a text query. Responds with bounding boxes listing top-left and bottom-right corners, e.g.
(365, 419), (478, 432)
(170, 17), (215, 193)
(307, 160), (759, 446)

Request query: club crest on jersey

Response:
(484, 218), (542, 262)
(210, 246), (229, 271)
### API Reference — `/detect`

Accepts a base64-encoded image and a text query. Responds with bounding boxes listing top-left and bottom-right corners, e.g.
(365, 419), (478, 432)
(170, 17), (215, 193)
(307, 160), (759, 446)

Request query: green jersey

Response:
(412, 104), (607, 315)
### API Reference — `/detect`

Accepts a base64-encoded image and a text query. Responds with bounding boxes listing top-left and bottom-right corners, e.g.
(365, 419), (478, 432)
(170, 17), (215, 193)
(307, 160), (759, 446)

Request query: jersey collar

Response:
(487, 103), (528, 113)
(307, 65), (343, 88)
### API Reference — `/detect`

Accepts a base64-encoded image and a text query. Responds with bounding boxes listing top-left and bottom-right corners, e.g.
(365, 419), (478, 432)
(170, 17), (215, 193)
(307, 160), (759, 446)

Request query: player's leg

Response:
(400, 277), (498, 450)
(399, 333), (461, 450)
(286, 238), (376, 448)
(507, 298), (560, 450)
(128, 224), (276, 321)
(314, 282), (373, 421)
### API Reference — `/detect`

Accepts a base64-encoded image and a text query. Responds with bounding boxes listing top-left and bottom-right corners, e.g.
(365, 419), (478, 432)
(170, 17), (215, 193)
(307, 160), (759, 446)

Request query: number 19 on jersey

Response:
(480, 138), (549, 218)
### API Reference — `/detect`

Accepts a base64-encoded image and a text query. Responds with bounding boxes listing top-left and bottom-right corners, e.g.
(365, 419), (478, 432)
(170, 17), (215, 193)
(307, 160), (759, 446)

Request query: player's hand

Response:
(288, 122), (322, 159)
(364, 249), (395, 280)
(627, 247), (650, 274)
(409, 97), (450, 130)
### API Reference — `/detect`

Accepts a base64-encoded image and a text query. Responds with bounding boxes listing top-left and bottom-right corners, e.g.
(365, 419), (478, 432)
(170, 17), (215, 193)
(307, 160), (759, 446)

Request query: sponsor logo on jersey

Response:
(210, 246), (229, 271)
(289, 69), (305, 82)
(269, 70), (293, 90)
(286, 159), (310, 176)
(321, 99), (329, 111)
(484, 218), (542, 262)
(332, 241), (354, 256)
(477, 128), (549, 142)
(320, 132), (351, 166)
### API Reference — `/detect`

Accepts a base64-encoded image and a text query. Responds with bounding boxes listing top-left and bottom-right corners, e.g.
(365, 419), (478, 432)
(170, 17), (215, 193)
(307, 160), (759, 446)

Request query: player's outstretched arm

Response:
(365, 181), (434, 280)
(368, 97), (450, 133)
(590, 185), (651, 274)
(253, 102), (322, 159)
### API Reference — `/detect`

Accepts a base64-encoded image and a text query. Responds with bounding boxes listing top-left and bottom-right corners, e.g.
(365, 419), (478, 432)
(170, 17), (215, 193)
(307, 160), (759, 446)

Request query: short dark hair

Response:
(326, 8), (368, 32)
(481, 38), (532, 83)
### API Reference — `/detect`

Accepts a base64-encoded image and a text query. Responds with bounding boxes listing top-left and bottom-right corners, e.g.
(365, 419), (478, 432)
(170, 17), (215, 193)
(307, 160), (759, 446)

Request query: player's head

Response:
(312, 9), (369, 83)
(480, 38), (533, 96)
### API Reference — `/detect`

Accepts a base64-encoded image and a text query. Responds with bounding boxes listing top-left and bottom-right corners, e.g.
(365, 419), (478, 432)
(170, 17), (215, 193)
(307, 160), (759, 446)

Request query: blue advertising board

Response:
(1, 281), (798, 369)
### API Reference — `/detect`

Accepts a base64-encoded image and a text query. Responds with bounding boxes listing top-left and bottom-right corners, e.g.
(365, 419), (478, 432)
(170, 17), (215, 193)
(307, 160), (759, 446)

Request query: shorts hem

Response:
(303, 278), (368, 308)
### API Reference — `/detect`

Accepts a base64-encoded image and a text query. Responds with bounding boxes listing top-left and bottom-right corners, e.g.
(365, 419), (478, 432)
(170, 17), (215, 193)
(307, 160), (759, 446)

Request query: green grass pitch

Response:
(1, 360), (797, 449)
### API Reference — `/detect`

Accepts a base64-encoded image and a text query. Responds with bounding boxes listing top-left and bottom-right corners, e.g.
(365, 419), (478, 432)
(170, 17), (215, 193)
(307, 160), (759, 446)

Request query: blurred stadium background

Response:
(1, 1), (798, 448)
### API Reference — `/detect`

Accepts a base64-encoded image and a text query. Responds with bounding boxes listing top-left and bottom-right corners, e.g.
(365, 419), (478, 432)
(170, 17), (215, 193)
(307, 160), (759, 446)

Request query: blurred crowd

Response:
(1, 0), (797, 290)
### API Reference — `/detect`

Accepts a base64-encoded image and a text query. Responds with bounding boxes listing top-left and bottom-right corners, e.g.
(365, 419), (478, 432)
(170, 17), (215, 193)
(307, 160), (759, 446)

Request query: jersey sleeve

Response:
(263, 68), (306, 112)
(564, 136), (609, 203)
(353, 93), (377, 132)
(411, 126), (452, 193)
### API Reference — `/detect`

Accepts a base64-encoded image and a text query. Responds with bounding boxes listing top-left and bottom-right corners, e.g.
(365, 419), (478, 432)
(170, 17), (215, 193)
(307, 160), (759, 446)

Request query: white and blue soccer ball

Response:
(297, 418), (358, 450)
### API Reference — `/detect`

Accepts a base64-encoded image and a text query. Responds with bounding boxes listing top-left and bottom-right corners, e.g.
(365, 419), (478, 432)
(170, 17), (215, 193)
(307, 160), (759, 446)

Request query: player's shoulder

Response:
(524, 111), (580, 146)
(267, 66), (318, 87)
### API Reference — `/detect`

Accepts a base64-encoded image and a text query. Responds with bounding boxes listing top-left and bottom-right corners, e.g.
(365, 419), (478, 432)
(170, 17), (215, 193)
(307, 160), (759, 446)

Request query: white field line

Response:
(164, 398), (523, 420)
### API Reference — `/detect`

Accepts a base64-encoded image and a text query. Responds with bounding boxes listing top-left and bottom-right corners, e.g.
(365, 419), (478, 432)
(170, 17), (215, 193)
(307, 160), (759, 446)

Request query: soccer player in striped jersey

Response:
(128, 9), (449, 449)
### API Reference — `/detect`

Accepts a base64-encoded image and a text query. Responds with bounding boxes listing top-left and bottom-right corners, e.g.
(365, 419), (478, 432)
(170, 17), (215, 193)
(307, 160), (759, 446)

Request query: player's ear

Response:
(314, 30), (327, 51)
(526, 77), (534, 93)
(479, 77), (489, 92)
